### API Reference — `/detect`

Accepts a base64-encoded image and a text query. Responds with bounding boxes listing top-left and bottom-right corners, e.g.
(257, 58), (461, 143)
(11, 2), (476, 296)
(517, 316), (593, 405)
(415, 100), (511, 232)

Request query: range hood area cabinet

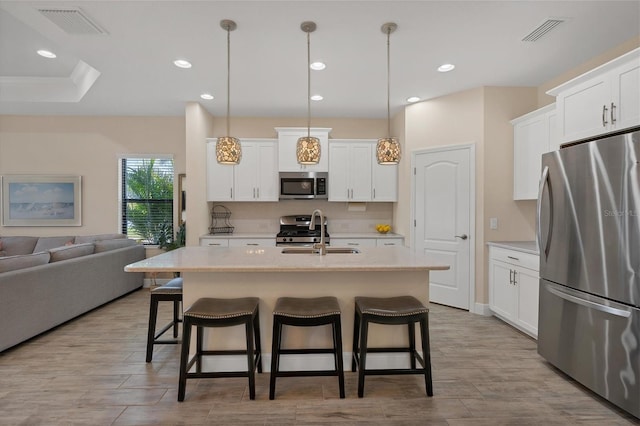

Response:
(276, 127), (331, 172)
(206, 138), (279, 202)
(328, 139), (398, 202)
(547, 47), (639, 144)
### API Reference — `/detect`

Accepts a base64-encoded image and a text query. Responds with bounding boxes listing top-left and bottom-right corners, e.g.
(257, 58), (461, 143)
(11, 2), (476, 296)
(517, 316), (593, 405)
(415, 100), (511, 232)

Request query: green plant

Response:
(124, 159), (173, 243)
(158, 222), (186, 251)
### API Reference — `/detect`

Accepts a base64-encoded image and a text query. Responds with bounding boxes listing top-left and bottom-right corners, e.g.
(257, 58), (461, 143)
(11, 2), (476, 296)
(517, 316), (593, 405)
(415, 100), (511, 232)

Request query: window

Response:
(120, 157), (174, 244)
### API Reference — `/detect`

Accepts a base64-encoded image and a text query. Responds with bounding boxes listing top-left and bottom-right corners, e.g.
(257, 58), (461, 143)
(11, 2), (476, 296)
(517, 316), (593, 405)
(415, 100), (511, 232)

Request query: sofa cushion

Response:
(0, 236), (39, 256)
(74, 234), (126, 244)
(94, 238), (136, 253)
(48, 243), (95, 262)
(33, 236), (75, 253)
(0, 252), (50, 273)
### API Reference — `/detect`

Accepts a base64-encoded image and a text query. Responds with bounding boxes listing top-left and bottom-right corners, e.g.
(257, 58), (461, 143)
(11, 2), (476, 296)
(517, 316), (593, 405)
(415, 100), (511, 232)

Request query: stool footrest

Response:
(273, 370), (342, 378)
(154, 320), (182, 341)
(278, 348), (336, 355)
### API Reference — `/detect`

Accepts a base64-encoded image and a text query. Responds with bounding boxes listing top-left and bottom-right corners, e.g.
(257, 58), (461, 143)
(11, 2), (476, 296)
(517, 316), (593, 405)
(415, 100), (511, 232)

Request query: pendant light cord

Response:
(386, 27), (391, 139)
(226, 26), (231, 137)
(306, 30), (311, 139)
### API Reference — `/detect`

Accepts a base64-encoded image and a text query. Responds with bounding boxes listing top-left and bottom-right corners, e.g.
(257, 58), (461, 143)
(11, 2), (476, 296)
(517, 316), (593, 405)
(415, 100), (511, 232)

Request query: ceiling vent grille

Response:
(38, 8), (108, 35)
(522, 18), (566, 42)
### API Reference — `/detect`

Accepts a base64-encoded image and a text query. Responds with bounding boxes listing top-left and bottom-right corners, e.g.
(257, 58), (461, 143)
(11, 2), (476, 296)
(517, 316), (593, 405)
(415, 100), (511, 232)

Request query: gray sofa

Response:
(0, 234), (145, 352)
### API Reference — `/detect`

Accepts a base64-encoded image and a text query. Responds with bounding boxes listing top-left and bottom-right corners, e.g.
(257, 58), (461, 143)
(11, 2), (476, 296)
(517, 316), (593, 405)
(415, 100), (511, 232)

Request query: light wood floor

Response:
(0, 288), (638, 425)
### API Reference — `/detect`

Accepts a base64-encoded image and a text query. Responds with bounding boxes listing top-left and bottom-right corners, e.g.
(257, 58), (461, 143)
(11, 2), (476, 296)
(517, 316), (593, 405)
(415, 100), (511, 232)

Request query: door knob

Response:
(455, 234), (468, 240)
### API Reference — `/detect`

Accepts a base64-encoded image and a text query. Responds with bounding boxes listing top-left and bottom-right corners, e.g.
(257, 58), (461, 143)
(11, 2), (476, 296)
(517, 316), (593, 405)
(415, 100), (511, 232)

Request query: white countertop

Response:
(200, 233), (273, 239)
(125, 246), (448, 273)
(487, 241), (539, 255)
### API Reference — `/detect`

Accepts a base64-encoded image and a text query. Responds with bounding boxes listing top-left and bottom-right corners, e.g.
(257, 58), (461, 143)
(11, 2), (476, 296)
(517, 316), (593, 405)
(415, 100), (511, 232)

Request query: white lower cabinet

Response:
(331, 238), (376, 248)
(228, 238), (276, 247)
(488, 246), (539, 339)
(376, 238), (404, 247)
(199, 237), (229, 247)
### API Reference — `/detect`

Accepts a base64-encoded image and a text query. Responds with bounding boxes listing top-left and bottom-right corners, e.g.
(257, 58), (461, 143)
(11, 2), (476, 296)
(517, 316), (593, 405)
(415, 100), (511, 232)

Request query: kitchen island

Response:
(125, 246), (449, 371)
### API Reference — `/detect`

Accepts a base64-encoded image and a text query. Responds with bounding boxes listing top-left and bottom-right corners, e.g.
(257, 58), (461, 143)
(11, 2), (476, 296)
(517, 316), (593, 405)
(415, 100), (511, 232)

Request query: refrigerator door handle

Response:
(546, 284), (632, 318)
(537, 166), (552, 259)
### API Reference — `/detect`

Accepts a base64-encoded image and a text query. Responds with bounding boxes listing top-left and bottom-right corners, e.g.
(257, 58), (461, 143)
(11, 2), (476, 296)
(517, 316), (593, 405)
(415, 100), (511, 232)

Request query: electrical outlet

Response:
(489, 217), (498, 230)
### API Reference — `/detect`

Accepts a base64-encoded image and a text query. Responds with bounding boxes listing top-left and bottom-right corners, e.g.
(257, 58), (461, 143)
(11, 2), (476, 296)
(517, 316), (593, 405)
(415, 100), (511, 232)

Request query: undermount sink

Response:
(281, 247), (360, 254)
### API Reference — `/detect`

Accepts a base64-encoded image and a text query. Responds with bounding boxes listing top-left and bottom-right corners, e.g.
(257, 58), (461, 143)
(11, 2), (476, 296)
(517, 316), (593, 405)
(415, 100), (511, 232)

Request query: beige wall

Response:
(537, 37), (640, 107)
(0, 115), (185, 237)
(400, 86), (539, 305)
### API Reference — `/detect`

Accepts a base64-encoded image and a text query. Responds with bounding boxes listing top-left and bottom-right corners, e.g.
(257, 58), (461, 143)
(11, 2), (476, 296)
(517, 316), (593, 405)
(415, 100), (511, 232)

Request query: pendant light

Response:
(216, 19), (241, 165)
(376, 22), (401, 165)
(296, 21), (320, 165)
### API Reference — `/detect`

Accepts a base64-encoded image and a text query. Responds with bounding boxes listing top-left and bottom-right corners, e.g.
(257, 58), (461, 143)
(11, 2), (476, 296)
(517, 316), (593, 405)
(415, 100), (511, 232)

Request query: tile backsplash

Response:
(207, 201), (393, 234)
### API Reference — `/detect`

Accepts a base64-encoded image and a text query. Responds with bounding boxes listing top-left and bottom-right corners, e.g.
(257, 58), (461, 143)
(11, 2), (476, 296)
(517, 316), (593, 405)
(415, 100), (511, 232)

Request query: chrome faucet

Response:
(309, 209), (326, 255)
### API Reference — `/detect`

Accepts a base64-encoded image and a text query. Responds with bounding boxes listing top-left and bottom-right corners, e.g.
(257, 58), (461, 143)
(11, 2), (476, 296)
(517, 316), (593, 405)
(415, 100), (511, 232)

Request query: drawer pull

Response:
(507, 256), (519, 261)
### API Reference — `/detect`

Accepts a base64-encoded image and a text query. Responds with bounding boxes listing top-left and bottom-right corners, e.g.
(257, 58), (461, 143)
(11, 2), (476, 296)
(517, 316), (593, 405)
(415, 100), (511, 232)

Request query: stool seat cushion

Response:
(274, 296), (340, 318)
(355, 296), (428, 317)
(151, 277), (183, 295)
(185, 297), (259, 319)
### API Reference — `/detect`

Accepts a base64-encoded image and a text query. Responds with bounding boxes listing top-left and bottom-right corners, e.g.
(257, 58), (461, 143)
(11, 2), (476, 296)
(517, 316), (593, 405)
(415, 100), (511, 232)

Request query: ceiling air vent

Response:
(522, 18), (566, 42)
(38, 8), (108, 35)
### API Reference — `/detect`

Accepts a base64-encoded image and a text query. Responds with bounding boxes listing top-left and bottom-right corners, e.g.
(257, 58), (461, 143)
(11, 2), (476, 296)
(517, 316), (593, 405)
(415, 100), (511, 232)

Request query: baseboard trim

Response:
(473, 303), (491, 316)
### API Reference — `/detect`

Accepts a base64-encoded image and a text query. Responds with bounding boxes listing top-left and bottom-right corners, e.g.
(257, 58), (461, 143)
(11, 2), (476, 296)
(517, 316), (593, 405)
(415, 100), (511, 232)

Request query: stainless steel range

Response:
(276, 215), (330, 246)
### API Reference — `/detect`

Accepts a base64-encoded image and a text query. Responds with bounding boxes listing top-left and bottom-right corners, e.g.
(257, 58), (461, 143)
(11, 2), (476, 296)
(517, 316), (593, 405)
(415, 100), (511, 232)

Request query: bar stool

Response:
(351, 296), (433, 398)
(269, 296), (345, 399)
(146, 277), (183, 362)
(178, 297), (262, 402)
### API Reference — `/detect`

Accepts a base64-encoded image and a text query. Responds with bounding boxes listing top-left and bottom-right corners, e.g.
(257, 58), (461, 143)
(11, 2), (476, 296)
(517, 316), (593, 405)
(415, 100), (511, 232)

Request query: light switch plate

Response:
(489, 217), (498, 230)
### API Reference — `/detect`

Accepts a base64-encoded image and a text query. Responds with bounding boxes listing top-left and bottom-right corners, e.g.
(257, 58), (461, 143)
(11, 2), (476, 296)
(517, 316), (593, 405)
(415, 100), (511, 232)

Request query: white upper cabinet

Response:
(329, 140), (372, 202)
(329, 139), (398, 202)
(511, 104), (555, 200)
(206, 138), (278, 202)
(275, 127), (331, 172)
(548, 48), (639, 144)
(206, 140), (234, 201)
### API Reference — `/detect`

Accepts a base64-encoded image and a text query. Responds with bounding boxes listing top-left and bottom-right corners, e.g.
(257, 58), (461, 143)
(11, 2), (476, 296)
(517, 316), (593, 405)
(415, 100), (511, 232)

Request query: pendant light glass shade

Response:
(376, 137), (401, 164)
(377, 22), (400, 165)
(296, 21), (320, 165)
(297, 136), (321, 164)
(216, 136), (242, 164)
(216, 19), (241, 165)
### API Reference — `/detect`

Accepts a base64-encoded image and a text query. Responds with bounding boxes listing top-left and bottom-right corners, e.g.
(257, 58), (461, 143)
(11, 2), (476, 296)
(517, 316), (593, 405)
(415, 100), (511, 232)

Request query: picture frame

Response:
(1, 175), (82, 226)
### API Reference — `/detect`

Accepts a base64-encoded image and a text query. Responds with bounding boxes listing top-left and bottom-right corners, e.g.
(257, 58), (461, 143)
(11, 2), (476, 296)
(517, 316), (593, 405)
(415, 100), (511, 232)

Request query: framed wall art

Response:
(1, 175), (82, 226)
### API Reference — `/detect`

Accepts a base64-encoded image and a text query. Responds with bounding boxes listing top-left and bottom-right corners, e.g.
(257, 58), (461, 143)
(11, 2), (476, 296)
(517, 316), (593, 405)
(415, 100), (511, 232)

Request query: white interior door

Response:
(413, 146), (473, 310)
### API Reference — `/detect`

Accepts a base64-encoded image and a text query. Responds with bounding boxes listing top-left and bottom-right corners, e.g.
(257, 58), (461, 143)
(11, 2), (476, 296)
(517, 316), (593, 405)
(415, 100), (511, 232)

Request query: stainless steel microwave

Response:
(279, 172), (328, 200)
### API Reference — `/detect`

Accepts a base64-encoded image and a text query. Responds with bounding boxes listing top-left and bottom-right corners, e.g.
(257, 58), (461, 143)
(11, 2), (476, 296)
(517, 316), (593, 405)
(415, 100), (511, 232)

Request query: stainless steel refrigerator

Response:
(537, 127), (639, 418)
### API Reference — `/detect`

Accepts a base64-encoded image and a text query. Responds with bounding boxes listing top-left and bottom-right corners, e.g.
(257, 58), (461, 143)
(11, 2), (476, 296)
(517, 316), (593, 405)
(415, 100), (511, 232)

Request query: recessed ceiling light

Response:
(37, 49), (56, 59)
(437, 63), (455, 72)
(200, 93), (214, 100)
(407, 96), (421, 103)
(310, 95), (323, 101)
(173, 59), (192, 69)
(310, 62), (326, 71)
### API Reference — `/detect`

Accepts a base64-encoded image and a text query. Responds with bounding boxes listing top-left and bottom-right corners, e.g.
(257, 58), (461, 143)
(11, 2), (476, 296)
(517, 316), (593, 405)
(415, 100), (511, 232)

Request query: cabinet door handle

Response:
(611, 102), (616, 124)
(509, 269), (513, 284)
(513, 270), (518, 285)
(347, 242), (360, 246)
(602, 104), (608, 126)
(507, 255), (519, 261)
(257, 188), (260, 198)
(247, 243), (259, 246)
(230, 188), (233, 198)
(373, 188), (376, 199)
